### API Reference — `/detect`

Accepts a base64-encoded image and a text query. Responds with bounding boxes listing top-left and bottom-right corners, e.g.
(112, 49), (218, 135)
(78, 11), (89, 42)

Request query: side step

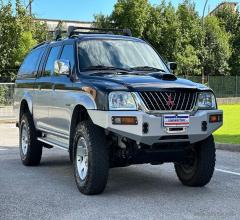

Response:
(37, 137), (68, 151)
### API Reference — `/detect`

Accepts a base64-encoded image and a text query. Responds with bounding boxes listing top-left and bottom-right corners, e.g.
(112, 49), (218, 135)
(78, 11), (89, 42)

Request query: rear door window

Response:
(18, 47), (45, 77)
(43, 46), (61, 76)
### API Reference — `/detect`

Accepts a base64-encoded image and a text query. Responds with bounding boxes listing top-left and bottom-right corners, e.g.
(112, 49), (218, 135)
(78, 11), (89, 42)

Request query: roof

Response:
(33, 18), (93, 32)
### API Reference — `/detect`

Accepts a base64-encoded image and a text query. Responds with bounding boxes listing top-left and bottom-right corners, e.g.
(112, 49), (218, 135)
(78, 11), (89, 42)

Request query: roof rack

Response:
(67, 26), (132, 38)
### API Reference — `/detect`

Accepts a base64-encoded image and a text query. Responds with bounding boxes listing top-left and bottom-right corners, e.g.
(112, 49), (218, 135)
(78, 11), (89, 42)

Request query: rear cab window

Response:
(18, 46), (45, 78)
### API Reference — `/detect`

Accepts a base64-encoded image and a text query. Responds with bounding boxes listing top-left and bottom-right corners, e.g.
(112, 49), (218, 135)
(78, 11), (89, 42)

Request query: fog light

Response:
(202, 121), (207, 131)
(143, 122), (149, 134)
(209, 114), (222, 123)
(112, 116), (138, 125)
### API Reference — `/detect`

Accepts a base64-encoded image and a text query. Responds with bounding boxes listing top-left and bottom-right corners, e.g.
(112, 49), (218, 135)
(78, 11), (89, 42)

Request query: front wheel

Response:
(174, 135), (216, 187)
(73, 120), (109, 195)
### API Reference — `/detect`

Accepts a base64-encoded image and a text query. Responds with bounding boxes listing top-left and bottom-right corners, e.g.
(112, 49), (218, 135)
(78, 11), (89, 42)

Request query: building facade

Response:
(34, 18), (93, 33)
(209, 2), (238, 15)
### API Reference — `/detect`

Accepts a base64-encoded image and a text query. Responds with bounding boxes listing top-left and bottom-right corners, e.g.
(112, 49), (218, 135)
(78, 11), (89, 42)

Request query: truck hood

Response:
(81, 73), (209, 92)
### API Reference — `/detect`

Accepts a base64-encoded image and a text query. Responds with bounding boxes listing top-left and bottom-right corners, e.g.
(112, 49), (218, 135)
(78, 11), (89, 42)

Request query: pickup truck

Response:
(14, 26), (223, 195)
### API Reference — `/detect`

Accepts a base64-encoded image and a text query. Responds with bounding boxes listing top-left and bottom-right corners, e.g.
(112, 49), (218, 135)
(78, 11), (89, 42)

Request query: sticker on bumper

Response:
(163, 114), (190, 127)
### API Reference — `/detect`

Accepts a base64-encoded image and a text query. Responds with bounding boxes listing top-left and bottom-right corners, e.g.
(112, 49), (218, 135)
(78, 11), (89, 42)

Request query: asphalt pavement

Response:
(0, 124), (240, 220)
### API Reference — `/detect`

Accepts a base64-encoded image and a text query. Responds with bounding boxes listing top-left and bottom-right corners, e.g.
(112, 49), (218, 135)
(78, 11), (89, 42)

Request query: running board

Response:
(37, 137), (68, 151)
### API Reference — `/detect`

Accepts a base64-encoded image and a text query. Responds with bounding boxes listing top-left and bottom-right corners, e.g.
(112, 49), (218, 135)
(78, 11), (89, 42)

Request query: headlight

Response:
(109, 92), (137, 110)
(197, 92), (216, 109)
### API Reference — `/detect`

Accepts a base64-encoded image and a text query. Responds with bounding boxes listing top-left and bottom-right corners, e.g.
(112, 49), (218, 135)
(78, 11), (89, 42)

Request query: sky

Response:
(14, 0), (240, 21)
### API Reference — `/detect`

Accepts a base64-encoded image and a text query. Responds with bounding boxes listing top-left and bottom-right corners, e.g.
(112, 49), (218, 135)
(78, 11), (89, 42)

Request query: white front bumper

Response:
(88, 110), (223, 145)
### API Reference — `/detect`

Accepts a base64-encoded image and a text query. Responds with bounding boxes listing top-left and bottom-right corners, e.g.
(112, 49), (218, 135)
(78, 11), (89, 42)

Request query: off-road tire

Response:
(73, 120), (109, 195)
(174, 135), (215, 187)
(19, 112), (42, 166)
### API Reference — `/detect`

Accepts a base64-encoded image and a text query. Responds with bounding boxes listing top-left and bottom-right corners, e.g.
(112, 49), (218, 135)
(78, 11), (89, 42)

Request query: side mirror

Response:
(54, 59), (71, 76)
(167, 62), (177, 72)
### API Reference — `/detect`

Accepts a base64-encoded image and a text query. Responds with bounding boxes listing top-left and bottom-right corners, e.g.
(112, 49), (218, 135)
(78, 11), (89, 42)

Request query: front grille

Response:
(138, 91), (197, 111)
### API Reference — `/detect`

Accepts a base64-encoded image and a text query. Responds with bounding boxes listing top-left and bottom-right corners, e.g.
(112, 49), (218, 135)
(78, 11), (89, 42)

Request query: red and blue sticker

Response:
(163, 114), (190, 127)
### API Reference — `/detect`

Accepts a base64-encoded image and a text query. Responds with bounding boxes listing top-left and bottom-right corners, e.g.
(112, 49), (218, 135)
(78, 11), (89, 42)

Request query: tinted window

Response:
(18, 47), (44, 76)
(60, 44), (75, 71)
(43, 46), (61, 76)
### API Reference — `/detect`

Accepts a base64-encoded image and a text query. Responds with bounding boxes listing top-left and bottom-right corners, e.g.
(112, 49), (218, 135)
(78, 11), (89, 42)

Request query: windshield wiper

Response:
(130, 66), (166, 72)
(81, 65), (130, 72)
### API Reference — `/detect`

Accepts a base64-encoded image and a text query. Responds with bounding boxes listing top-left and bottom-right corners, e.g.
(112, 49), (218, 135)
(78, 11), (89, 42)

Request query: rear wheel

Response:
(73, 120), (109, 195)
(19, 112), (42, 166)
(174, 135), (215, 187)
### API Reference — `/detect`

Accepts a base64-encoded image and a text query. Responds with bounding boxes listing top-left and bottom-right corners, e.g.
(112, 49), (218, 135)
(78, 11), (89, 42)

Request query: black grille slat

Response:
(154, 92), (166, 110)
(139, 91), (196, 111)
(180, 93), (185, 110)
(175, 92), (181, 110)
(149, 92), (161, 110)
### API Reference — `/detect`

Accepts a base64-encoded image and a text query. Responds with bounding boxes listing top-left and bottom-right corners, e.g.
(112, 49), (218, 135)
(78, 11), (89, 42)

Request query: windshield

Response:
(78, 39), (168, 72)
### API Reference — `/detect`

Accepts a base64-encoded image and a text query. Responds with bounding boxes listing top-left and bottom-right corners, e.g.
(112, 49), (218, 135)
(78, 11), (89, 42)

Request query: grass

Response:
(214, 104), (240, 145)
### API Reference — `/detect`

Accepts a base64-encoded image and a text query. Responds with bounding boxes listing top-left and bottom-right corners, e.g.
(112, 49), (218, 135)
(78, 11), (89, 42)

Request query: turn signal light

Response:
(209, 114), (222, 123)
(112, 116), (138, 125)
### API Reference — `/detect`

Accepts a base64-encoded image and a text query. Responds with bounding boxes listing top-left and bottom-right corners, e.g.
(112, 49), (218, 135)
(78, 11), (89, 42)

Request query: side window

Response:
(60, 44), (75, 71)
(43, 46), (61, 76)
(18, 47), (44, 76)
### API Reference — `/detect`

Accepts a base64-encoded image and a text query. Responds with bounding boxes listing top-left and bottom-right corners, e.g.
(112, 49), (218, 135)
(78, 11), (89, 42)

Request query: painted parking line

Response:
(0, 148), (7, 151)
(216, 168), (240, 176)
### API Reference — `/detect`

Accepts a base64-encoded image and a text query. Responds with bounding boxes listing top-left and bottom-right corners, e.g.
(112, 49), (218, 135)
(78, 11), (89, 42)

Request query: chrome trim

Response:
(132, 92), (149, 112)
(138, 91), (198, 112)
(133, 92), (197, 115)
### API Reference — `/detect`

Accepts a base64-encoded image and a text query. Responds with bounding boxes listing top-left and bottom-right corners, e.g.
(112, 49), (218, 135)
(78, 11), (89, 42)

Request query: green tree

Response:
(175, 0), (203, 75)
(203, 16), (231, 75)
(0, 0), (48, 82)
(0, 1), (17, 69)
(144, 1), (179, 61)
(14, 31), (37, 66)
(94, 14), (113, 29)
(215, 6), (240, 75)
(111, 0), (151, 37)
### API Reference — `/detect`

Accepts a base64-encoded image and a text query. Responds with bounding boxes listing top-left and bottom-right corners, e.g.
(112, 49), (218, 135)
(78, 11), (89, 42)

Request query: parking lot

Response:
(0, 123), (240, 220)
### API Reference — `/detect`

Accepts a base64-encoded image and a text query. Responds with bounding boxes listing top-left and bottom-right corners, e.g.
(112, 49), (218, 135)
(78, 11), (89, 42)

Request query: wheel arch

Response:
(19, 98), (33, 123)
(69, 104), (90, 161)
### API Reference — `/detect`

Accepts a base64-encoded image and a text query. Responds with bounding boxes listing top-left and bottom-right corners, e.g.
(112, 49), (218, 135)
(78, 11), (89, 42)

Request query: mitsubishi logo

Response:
(166, 94), (175, 108)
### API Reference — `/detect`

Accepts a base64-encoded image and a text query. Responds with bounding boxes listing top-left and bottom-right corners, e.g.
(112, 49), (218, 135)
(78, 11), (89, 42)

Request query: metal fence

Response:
(182, 75), (240, 98)
(0, 83), (15, 119)
(0, 83), (15, 106)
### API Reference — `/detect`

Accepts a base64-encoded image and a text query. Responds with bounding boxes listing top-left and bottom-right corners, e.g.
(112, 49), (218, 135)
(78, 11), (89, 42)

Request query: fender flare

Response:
(70, 91), (97, 113)
(18, 93), (33, 122)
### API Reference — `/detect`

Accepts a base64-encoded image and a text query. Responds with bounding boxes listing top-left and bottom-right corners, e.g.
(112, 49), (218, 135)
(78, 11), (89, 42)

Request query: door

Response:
(49, 43), (76, 135)
(34, 45), (62, 130)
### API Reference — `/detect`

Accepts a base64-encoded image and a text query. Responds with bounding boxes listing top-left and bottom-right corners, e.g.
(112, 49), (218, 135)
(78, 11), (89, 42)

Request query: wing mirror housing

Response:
(54, 59), (71, 76)
(167, 62), (177, 72)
